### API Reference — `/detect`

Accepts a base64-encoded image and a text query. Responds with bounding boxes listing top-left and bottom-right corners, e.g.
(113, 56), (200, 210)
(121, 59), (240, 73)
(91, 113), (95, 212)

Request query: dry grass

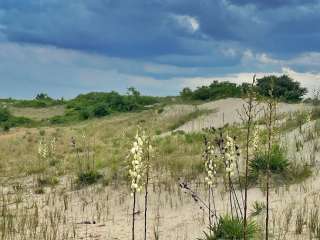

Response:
(9, 105), (66, 120)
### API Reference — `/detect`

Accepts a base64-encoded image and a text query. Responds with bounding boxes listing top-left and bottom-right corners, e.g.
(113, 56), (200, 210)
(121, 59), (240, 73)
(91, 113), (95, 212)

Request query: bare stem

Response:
(144, 146), (150, 240)
(132, 191), (136, 240)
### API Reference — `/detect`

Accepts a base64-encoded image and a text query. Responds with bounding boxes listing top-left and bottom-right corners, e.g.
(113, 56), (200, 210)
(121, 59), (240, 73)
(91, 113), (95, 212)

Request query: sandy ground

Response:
(72, 122), (320, 239)
(25, 172), (320, 239)
(2, 121), (318, 240)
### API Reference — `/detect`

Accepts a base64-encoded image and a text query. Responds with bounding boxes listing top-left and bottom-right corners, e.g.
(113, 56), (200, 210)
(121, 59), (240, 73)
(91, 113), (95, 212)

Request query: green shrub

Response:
(200, 215), (259, 240)
(250, 144), (289, 178)
(0, 107), (10, 122)
(0, 107), (33, 129)
(180, 81), (243, 101)
(79, 109), (91, 120)
(2, 123), (10, 132)
(13, 93), (64, 108)
(180, 75), (307, 103)
(49, 89), (159, 124)
(77, 170), (103, 185)
(93, 104), (110, 117)
(256, 75), (307, 102)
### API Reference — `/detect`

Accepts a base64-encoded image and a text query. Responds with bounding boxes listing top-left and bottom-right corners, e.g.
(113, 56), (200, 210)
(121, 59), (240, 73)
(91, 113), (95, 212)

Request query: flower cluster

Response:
(203, 141), (218, 186)
(252, 128), (260, 153)
(306, 110), (312, 123)
(38, 137), (57, 162)
(129, 130), (150, 194)
(38, 139), (48, 161)
(224, 135), (237, 176)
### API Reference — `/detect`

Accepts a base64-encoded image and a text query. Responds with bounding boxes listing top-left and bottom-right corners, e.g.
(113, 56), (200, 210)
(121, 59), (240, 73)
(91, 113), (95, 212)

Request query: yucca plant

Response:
(249, 144), (289, 179)
(128, 128), (153, 240)
(199, 215), (259, 240)
(250, 201), (266, 217)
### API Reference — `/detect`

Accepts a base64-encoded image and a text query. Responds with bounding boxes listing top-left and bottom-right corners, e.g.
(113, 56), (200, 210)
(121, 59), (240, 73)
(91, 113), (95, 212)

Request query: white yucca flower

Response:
(38, 137), (57, 164)
(252, 128), (260, 153)
(203, 141), (218, 186)
(38, 139), (48, 161)
(224, 135), (237, 176)
(128, 129), (150, 194)
(50, 137), (56, 153)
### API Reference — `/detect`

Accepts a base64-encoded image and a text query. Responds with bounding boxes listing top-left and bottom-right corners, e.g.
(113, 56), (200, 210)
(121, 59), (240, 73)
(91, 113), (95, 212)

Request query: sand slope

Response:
(167, 98), (311, 133)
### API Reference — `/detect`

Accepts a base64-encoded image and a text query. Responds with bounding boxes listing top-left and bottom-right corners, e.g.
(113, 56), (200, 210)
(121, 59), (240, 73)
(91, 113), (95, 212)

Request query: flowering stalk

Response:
(144, 134), (153, 240)
(128, 128), (152, 240)
(38, 137), (57, 168)
(223, 134), (243, 219)
(129, 132), (143, 240)
(38, 139), (48, 171)
(203, 136), (218, 229)
(237, 76), (260, 240)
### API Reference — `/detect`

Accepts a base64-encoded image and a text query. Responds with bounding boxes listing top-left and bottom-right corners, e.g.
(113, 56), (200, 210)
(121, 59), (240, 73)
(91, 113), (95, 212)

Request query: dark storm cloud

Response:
(0, 0), (319, 98)
(228, 0), (319, 8)
(0, 0), (318, 59)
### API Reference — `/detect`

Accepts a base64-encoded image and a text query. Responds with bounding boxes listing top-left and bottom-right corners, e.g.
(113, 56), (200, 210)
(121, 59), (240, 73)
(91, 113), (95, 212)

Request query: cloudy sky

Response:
(0, 0), (320, 99)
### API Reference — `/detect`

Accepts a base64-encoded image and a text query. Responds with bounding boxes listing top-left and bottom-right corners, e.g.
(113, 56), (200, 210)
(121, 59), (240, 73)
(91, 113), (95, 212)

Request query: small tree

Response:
(180, 87), (193, 100)
(35, 93), (52, 100)
(256, 75), (307, 102)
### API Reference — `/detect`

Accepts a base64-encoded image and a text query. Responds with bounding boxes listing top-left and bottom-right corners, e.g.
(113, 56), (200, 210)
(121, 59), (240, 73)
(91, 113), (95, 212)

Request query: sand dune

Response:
(166, 98), (311, 133)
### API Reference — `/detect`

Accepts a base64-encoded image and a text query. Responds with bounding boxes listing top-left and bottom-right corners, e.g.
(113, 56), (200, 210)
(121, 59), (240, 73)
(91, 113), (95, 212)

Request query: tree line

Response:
(180, 75), (307, 103)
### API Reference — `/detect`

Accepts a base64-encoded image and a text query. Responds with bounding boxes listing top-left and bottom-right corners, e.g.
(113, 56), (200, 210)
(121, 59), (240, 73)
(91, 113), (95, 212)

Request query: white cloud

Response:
(241, 50), (320, 70)
(173, 15), (200, 33)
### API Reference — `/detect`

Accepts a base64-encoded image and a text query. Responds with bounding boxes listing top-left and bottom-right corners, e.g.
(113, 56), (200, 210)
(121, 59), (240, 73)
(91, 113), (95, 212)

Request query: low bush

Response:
(13, 93), (64, 108)
(49, 88), (160, 124)
(180, 81), (243, 101)
(250, 144), (289, 177)
(200, 215), (259, 240)
(77, 170), (103, 185)
(0, 107), (34, 130)
(249, 144), (289, 184)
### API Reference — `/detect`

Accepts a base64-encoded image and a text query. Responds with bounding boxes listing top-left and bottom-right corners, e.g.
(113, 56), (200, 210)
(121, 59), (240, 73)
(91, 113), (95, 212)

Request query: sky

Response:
(0, 0), (320, 99)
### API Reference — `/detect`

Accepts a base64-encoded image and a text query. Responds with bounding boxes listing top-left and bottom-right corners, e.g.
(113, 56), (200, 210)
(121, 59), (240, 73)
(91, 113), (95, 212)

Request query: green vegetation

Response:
(250, 144), (289, 177)
(256, 75), (307, 102)
(0, 88), (160, 127)
(11, 93), (64, 108)
(180, 75), (307, 103)
(180, 81), (243, 101)
(0, 107), (33, 130)
(200, 215), (259, 240)
(249, 144), (312, 184)
(50, 88), (159, 124)
(77, 170), (103, 185)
